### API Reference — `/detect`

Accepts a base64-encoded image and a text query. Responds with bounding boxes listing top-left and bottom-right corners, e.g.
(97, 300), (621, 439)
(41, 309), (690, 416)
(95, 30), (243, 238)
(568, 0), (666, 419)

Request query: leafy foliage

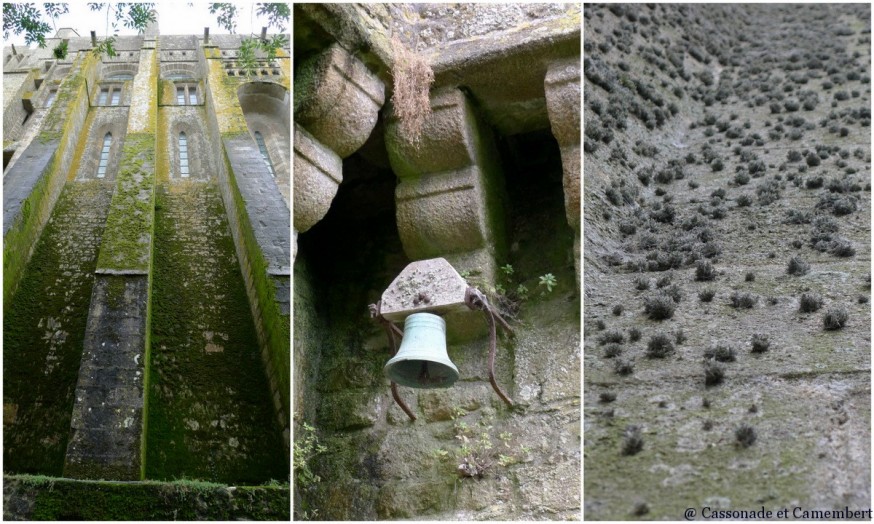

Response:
(3, 3), (53, 47)
(122, 3), (156, 33)
(293, 422), (326, 488)
(208, 3), (238, 33)
(256, 3), (289, 31)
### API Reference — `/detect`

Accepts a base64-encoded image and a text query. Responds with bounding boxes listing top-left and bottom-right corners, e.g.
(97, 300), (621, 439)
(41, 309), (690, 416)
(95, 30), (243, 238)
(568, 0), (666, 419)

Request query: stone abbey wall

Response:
(3, 23), (290, 520)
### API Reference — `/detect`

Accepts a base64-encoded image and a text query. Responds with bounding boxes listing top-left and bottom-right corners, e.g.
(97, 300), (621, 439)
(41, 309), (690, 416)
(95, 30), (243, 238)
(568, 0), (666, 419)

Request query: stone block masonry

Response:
(202, 40), (291, 451)
(63, 275), (148, 480)
(147, 181), (286, 484)
(3, 180), (115, 475)
(67, 45), (157, 480)
(4, 51), (96, 309)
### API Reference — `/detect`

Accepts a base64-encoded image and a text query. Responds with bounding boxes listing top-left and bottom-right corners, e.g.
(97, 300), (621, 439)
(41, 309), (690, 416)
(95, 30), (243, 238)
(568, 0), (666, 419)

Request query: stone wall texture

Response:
(3, 26), (290, 520)
(584, 4), (870, 519)
(294, 3), (581, 520)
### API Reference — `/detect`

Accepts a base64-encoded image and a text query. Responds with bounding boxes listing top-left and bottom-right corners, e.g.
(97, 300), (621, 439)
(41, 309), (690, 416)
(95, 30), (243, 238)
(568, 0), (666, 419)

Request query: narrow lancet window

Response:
(179, 132), (189, 177)
(176, 86), (185, 105)
(254, 131), (274, 177)
(97, 133), (112, 178)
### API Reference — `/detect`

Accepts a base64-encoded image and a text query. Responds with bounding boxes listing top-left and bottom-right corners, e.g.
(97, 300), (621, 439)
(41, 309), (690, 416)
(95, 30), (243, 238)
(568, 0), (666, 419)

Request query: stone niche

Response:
(238, 81), (291, 206)
(293, 4), (580, 518)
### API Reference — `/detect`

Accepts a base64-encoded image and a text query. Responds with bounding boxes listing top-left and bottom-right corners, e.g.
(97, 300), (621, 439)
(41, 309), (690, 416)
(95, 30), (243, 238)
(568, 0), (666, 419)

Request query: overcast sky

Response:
(5, 2), (283, 47)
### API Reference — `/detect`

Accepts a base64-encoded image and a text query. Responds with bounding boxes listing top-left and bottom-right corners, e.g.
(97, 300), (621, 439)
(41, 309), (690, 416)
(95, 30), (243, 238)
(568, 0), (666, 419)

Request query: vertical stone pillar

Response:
(385, 86), (508, 290)
(384, 86), (508, 341)
(292, 44), (385, 257)
(64, 40), (158, 480)
(204, 40), (294, 451)
(545, 58), (581, 286)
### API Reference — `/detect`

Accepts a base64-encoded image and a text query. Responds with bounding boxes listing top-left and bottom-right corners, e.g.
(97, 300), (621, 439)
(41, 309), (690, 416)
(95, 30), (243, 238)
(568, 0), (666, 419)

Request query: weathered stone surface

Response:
(395, 166), (487, 257)
(385, 88), (479, 178)
(294, 44), (385, 158)
(317, 389), (383, 431)
(417, 383), (495, 422)
(516, 459), (581, 517)
(64, 275), (147, 481)
(2, 140), (57, 235)
(385, 87), (507, 290)
(293, 123), (342, 233)
(545, 59), (580, 285)
(544, 58), (580, 148)
(559, 144), (580, 231)
(223, 135), (291, 273)
(379, 257), (469, 321)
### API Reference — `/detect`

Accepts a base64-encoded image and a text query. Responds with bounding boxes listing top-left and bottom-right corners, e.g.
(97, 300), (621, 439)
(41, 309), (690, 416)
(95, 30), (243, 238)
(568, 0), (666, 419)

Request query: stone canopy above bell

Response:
(379, 258), (470, 322)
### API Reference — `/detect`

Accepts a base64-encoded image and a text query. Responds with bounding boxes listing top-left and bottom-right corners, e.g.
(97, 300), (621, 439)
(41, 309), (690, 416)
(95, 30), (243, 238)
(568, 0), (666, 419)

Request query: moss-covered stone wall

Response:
(294, 131), (580, 519)
(3, 180), (115, 475)
(4, 51), (97, 310)
(147, 170), (286, 484)
(201, 43), (291, 449)
(3, 475), (289, 520)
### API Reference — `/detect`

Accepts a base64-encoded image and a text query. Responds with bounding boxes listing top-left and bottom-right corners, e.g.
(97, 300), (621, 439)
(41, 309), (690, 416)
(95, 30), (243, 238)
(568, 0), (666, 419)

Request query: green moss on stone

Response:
(146, 182), (286, 484)
(96, 133), (156, 272)
(5, 474), (289, 520)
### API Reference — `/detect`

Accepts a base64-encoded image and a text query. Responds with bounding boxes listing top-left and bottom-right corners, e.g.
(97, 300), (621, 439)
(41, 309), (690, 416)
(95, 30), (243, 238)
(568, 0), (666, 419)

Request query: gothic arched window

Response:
(179, 132), (189, 177)
(254, 131), (274, 177)
(96, 133), (112, 178)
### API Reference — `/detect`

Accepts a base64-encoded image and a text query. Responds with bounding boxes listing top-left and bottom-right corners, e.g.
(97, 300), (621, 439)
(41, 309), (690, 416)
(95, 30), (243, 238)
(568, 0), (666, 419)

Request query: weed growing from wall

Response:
(390, 36), (434, 148)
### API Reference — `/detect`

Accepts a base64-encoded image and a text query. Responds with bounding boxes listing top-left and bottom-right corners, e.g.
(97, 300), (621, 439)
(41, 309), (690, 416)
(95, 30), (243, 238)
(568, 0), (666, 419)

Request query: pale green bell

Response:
(385, 312), (459, 389)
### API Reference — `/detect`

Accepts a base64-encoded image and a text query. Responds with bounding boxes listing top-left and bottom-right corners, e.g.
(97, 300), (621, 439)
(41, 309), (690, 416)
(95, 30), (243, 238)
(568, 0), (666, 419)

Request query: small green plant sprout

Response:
(432, 448), (450, 460)
(538, 273), (558, 293)
(516, 284), (529, 300)
(459, 269), (471, 279)
(497, 454), (517, 467)
(500, 264), (514, 277)
(52, 39), (68, 59)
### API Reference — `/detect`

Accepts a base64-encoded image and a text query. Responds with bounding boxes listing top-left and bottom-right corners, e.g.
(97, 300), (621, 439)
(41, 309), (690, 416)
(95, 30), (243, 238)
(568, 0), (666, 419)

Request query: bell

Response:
(385, 312), (459, 389)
